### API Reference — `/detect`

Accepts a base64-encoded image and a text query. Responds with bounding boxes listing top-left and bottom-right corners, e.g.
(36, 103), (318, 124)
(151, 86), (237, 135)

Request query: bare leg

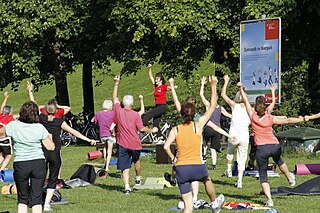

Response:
(105, 143), (114, 171)
(44, 188), (55, 207)
(122, 168), (130, 186)
(134, 160), (141, 176)
(278, 163), (291, 181)
(18, 203), (28, 213)
(191, 181), (199, 202)
(31, 204), (42, 213)
(203, 176), (216, 202)
(181, 192), (193, 213)
(261, 182), (272, 201)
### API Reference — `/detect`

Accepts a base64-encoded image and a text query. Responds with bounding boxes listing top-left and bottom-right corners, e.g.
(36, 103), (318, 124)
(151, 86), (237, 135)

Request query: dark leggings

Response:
(43, 148), (62, 189)
(256, 144), (284, 183)
(203, 125), (221, 151)
(142, 104), (166, 137)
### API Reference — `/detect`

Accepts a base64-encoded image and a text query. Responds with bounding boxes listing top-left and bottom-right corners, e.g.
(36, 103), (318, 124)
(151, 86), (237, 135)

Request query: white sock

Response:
(136, 176), (141, 180)
(227, 164), (232, 171)
(125, 184), (131, 190)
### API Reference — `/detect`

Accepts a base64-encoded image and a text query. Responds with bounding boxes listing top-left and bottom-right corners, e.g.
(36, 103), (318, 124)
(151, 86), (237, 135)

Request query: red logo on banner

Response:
(265, 20), (279, 40)
(265, 93), (278, 103)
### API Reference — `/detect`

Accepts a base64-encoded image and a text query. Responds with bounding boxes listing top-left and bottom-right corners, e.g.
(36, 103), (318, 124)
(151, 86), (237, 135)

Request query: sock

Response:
(125, 184), (131, 190)
(136, 176), (141, 181)
(227, 164), (232, 171)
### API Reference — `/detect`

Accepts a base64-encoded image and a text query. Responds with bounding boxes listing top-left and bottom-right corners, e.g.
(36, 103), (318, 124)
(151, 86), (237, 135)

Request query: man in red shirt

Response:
(112, 75), (158, 194)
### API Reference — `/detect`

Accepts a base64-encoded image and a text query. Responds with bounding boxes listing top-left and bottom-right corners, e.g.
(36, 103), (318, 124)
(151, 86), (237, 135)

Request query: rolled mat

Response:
(1, 184), (17, 195)
(96, 169), (108, 178)
(295, 164), (320, 175)
(1, 170), (14, 182)
(88, 150), (103, 160)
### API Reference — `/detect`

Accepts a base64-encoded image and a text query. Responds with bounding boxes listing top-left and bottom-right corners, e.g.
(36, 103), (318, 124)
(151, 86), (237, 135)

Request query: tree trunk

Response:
(53, 41), (70, 106)
(308, 57), (320, 112)
(82, 59), (94, 113)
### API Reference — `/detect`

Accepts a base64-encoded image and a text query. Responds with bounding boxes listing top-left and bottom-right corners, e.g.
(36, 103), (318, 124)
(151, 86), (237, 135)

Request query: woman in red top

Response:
(238, 82), (307, 207)
(142, 64), (169, 142)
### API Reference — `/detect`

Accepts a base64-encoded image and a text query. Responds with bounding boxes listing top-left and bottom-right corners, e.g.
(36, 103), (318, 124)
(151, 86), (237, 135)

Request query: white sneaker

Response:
(211, 194), (225, 213)
(265, 199), (273, 207)
(288, 172), (296, 186)
(225, 170), (232, 178)
(43, 204), (53, 211)
(235, 181), (242, 188)
(135, 178), (142, 186)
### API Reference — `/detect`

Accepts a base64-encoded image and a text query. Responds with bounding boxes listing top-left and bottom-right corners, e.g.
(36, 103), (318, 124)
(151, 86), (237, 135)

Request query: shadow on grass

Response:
(212, 179), (236, 187)
(108, 172), (122, 178)
(145, 191), (181, 200)
(95, 183), (123, 192)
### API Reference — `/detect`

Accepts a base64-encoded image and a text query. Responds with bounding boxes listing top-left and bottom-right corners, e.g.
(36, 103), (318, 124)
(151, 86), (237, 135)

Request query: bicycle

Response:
(60, 114), (78, 147)
(139, 120), (171, 144)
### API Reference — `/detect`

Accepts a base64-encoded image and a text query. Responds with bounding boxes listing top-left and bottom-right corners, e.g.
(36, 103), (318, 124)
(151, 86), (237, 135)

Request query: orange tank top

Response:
(176, 122), (204, 166)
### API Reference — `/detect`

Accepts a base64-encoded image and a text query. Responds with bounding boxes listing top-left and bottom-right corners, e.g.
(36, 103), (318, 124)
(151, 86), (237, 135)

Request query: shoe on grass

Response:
(211, 194), (225, 213)
(289, 172), (296, 187)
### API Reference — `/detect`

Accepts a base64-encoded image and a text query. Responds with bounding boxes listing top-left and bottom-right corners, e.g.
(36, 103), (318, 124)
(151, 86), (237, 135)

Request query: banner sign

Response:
(240, 18), (281, 103)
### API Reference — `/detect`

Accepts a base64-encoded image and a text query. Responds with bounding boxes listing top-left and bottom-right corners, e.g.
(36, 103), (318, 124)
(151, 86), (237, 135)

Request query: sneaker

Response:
(211, 194), (225, 213)
(212, 165), (216, 171)
(224, 170), (232, 178)
(235, 181), (242, 189)
(43, 204), (53, 211)
(265, 199), (273, 207)
(288, 172), (296, 186)
(135, 179), (142, 186)
(124, 188), (131, 195)
(164, 172), (177, 186)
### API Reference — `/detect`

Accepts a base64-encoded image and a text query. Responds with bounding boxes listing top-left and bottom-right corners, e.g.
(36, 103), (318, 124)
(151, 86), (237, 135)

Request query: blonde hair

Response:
(45, 103), (57, 122)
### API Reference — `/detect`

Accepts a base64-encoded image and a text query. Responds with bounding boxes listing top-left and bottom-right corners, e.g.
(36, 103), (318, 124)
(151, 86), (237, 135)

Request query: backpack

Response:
(70, 164), (96, 184)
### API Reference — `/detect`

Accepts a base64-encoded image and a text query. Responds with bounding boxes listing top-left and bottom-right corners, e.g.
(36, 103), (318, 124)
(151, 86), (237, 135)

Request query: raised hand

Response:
(26, 81), (34, 92)
(169, 77), (174, 85)
(4, 91), (9, 98)
(201, 76), (207, 85)
(237, 82), (243, 88)
(270, 84), (277, 92)
(139, 95), (143, 99)
(148, 63), (152, 68)
(208, 75), (218, 86)
(223, 75), (230, 82)
(114, 75), (120, 84)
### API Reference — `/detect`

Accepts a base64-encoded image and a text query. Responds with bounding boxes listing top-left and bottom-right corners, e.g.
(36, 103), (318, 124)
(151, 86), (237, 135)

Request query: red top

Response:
(0, 113), (13, 128)
(250, 113), (279, 145)
(40, 108), (65, 118)
(114, 103), (144, 150)
(154, 84), (168, 105)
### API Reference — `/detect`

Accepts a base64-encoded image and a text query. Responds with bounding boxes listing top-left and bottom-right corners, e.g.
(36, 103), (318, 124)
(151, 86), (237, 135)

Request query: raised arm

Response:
(26, 81), (36, 103)
(169, 78), (182, 113)
(237, 82), (254, 117)
(221, 75), (236, 109)
(266, 84), (277, 113)
(197, 76), (218, 128)
(0, 92), (9, 113)
(113, 75), (120, 104)
(148, 64), (155, 85)
(305, 112), (320, 121)
(199, 76), (210, 111)
(138, 95), (145, 117)
(61, 122), (97, 145)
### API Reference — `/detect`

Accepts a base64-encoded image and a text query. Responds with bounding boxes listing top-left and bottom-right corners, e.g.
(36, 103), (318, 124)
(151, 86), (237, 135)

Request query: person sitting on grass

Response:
(164, 76), (225, 213)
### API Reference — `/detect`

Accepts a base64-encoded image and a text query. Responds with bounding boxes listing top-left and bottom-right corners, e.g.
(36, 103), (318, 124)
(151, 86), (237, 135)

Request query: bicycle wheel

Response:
(60, 132), (72, 147)
(85, 126), (99, 140)
(139, 132), (153, 143)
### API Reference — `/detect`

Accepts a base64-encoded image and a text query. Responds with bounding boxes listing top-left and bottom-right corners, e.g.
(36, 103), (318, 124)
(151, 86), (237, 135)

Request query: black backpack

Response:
(70, 164), (96, 184)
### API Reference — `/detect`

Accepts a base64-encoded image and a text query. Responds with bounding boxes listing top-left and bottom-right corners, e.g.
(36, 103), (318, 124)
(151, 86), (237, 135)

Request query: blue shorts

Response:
(176, 164), (209, 194)
(117, 145), (141, 171)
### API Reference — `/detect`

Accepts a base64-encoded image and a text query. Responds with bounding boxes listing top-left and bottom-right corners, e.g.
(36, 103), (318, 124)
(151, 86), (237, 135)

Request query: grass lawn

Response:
(1, 146), (319, 213)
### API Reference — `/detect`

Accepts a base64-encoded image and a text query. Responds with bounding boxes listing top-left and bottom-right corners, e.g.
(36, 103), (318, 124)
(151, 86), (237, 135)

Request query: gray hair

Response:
(2, 105), (12, 115)
(234, 91), (244, 103)
(122, 95), (133, 107)
(102, 100), (113, 110)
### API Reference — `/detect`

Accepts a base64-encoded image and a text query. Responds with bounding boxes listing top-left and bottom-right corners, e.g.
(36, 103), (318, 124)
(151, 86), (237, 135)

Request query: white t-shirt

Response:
(229, 103), (250, 138)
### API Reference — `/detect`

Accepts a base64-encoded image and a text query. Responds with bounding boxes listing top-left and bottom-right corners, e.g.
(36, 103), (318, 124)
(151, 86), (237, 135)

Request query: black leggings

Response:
(43, 148), (62, 189)
(142, 104), (166, 137)
(256, 144), (284, 183)
(203, 125), (221, 151)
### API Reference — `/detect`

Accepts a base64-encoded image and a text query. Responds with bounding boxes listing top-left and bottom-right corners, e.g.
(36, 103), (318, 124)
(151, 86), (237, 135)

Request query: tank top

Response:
(176, 122), (204, 165)
(209, 106), (221, 127)
(229, 103), (250, 137)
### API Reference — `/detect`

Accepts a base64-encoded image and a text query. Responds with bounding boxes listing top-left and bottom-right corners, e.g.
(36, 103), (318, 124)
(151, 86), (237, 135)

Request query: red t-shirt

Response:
(154, 84), (168, 105)
(250, 113), (279, 145)
(114, 103), (144, 150)
(0, 113), (13, 128)
(40, 108), (65, 118)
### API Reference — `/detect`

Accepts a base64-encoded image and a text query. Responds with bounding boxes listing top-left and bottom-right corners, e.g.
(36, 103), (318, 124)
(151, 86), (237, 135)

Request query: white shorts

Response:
(101, 136), (116, 145)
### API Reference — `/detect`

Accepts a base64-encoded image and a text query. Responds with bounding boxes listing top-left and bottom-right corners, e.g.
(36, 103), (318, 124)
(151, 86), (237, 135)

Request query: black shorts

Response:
(0, 137), (13, 155)
(117, 145), (141, 170)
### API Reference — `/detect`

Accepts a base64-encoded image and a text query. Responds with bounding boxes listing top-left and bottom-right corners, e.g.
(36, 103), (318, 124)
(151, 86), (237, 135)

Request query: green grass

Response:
(1, 146), (319, 213)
